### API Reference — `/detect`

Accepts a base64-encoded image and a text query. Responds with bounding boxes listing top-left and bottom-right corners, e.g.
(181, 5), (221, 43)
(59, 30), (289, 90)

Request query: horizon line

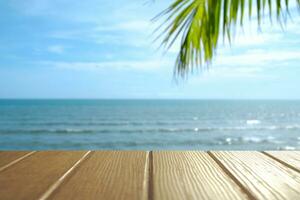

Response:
(1, 98), (300, 101)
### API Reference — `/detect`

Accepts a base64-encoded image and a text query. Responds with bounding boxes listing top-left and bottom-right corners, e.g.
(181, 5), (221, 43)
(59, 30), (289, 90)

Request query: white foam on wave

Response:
(280, 146), (296, 150)
(246, 120), (261, 125)
(286, 125), (300, 129)
(222, 135), (278, 145)
(225, 138), (233, 144)
(267, 136), (275, 140)
(242, 137), (262, 143)
(268, 126), (277, 130)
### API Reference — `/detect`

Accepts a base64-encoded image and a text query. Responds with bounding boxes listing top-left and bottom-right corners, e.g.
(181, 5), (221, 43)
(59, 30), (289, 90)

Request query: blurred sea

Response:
(1, 100), (300, 150)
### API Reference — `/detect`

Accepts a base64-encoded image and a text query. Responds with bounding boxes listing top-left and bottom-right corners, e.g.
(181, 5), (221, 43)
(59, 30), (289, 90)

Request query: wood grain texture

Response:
(0, 151), (32, 169)
(264, 151), (300, 173)
(0, 151), (87, 200)
(211, 151), (300, 200)
(152, 151), (248, 200)
(49, 151), (149, 200)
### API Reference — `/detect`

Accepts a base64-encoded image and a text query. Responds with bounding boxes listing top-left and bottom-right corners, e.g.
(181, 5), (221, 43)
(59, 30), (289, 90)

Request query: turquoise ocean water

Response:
(0, 100), (300, 150)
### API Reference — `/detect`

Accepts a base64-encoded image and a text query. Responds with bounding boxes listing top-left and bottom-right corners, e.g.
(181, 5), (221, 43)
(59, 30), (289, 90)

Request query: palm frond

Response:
(156, 0), (300, 78)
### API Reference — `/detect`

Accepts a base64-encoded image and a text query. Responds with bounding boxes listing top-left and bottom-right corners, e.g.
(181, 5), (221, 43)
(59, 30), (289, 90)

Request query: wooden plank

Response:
(264, 151), (300, 173)
(48, 151), (149, 200)
(152, 151), (248, 200)
(0, 151), (87, 200)
(0, 151), (34, 169)
(211, 151), (300, 200)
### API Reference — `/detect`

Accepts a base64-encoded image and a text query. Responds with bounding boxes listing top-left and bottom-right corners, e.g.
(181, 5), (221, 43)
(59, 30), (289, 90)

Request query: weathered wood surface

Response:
(0, 151), (87, 200)
(49, 151), (148, 200)
(152, 151), (247, 200)
(265, 151), (300, 173)
(211, 151), (300, 200)
(0, 151), (34, 171)
(0, 151), (299, 200)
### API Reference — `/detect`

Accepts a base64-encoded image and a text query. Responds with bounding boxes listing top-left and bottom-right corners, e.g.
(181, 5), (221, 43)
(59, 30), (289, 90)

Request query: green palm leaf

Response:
(156, 0), (300, 77)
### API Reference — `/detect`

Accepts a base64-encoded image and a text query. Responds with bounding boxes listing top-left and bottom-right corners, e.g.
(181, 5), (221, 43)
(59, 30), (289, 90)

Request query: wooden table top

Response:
(1, 151), (300, 200)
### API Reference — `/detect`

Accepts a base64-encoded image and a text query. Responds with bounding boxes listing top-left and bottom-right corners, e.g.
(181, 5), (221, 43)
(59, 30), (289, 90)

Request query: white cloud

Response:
(216, 49), (300, 66)
(48, 30), (82, 40)
(283, 17), (300, 34)
(41, 59), (172, 71)
(232, 32), (282, 46)
(189, 66), (269, 83)
(95, 20), (151, 32)
(10, 0), (158, 25)
(47, 45), (66, 54)
(12, 0), (156, 49)
(187, 47), (300, 82)
(48, 20), (153, 47)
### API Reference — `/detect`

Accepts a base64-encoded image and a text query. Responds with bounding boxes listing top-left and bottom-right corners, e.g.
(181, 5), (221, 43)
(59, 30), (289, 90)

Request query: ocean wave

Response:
(219, 136), (277, 145)
(0, 137), (291, 149)
(277, 146), (298, 150)
(0, 128), (201, 134)
(0, 139), (223, 149)
(1, 124), (300, 134)
(0, 121), (190, 126)
(246, 120), (261, 125)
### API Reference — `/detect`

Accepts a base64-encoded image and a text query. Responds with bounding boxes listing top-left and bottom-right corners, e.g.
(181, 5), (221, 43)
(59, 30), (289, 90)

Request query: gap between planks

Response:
(147, 151), (153, 200)
(207, 151), (257, 200)
(208, 151), (299, 199)
(209, 151), (300, 200)
(38, 151), (93, 200)
(2, 151), (300, 200)
(262, 151), (300, 174)
(0, 151), (36, 173)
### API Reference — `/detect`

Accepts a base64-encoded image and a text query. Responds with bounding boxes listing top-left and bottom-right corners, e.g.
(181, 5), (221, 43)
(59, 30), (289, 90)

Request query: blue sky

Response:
(0, 0), (300, 99)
